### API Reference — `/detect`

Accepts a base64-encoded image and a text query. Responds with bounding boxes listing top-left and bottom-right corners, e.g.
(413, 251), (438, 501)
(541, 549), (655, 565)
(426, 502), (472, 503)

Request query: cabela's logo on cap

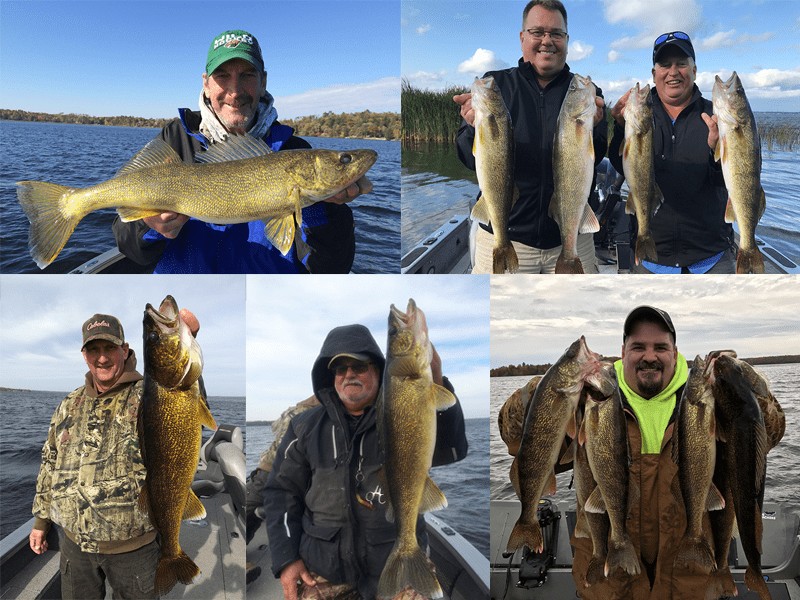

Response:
(86, 320), (111, 331)
(213, 33), (254, 50)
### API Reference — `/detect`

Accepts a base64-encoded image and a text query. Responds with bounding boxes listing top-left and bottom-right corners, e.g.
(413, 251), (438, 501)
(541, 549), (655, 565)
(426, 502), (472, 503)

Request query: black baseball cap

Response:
(653, 31), (695, 64)
(623, 306), (675, 341)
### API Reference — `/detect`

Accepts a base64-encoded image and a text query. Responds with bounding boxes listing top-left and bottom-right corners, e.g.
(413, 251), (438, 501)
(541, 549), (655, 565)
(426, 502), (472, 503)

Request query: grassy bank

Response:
(402, 80), (467, 143)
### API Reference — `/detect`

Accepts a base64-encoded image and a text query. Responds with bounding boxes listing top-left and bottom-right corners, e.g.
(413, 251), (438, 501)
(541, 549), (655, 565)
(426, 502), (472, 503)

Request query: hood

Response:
(311, 324), (385, 395)
(84, 349), (143, 398)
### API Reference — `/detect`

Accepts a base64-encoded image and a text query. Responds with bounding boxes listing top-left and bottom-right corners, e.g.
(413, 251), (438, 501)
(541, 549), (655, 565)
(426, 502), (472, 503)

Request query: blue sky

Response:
(402, 0), (800, 111)
(0, 1), (400, 119)
(246, 275), (490, 421)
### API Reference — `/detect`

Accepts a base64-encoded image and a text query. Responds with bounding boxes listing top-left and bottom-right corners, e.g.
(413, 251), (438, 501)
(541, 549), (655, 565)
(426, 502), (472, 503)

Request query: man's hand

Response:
(143, 212), (190, 239)
(453, 92), (475, 127)
(324, 176), (373, 205)
(610, 88), (632, 127)
(279, 559), (315, 600)
(701, 113), (720, 155)
(180, 309), (200, 337)
(430, 343), (443, 387)
(29, 529), (48, 555)
(593, 96), (606, 127)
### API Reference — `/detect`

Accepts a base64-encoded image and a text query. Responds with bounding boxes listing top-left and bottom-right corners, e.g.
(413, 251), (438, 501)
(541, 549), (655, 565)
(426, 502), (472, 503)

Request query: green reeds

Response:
(759, 123), (800, 152)
(402, 79), (468, 143)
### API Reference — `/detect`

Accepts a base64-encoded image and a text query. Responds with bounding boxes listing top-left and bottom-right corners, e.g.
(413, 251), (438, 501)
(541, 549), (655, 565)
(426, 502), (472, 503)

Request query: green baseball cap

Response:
(206, 29), (264, 75)
(82, 314), (125, 349)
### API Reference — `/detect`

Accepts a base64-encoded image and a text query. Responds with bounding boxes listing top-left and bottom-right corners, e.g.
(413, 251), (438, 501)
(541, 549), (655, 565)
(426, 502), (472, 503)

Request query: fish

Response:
(139, 295), (217, 596)
(507, 336), (615, 554)
(470, 76), (519, 274)
(376, 299), (456, 600)
(672, 356), (724, 575)
(621, 83), (661, 265)
(497, 375), (542, 456)
(581, 370), (640, 578)
(550, 74), (601, 274)
(712, 71), (766, 274)
(16, 135), (378, 268)
(710, 353), (771, 600)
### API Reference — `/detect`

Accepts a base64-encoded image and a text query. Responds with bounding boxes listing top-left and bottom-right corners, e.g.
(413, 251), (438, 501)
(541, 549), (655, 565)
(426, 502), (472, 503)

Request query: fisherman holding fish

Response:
(609, 32), (737, 274)
(112, 29), (367, 274)
(29, 311), (198, 599)
(263, 322), (467, 600)
(453, 0), (607, 274)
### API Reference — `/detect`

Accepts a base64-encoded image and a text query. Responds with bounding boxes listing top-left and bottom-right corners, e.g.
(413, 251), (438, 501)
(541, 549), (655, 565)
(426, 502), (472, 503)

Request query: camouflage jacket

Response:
(32, 352), (155, 553)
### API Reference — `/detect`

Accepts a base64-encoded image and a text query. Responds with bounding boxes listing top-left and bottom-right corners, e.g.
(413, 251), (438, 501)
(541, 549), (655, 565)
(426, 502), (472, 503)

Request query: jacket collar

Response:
(518, 58), (572, 91)
(84, 350), (143, 398)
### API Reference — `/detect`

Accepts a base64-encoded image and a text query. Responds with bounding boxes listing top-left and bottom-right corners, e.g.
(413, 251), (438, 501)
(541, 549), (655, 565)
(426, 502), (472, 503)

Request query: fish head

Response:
(470, 75), (506, 116)
(623, 83), (653, 128)
(712, 71), (750, 125)
(143, 295), (203, 389)
(386, 298), (432, 377)
(561, 74), (597, 122)
(288, 149), (378, 202)
(553, 337), (616, 400)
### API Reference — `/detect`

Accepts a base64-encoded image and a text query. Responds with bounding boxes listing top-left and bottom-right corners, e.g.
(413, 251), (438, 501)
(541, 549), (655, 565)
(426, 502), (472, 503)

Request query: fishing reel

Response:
(515, 499), (561, 589)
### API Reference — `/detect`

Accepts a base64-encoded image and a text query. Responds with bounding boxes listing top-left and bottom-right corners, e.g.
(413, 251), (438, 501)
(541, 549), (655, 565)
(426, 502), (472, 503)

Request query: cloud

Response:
(403, 70), (450, 89)
(699, 30), (774, 50)
(276, 77), (400, 118)
(608, 50), (622, 63)
(457, 48), (509, 75)
(696, 68), (800, 100)
(416, 24), (431, 35)
(603, 0), (702, 50)
(568, 41), (594, 61)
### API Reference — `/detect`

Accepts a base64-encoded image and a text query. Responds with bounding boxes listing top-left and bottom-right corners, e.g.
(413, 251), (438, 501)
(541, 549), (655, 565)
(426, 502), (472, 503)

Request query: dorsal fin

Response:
(116, 138), (183, 177)
(195, 134), (272, 164)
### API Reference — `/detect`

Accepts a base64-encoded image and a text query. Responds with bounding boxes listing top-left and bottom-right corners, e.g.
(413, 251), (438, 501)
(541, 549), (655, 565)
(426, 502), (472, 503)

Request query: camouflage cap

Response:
(206, 29), (265, 75)
(82, 314), (125, 349)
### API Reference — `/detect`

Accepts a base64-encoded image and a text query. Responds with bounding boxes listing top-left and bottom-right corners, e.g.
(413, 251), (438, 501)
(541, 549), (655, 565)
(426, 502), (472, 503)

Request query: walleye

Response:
(550, 74), (601, 274)
(621, 83), (661, 264)
(672, 356), (723, 575)
(377, 299), (456, 600)
(581, 370), (640, 577)
(507, 337), (615, 554)
(712, 71), (766, 274)
(470, 76), (519, 273)
(139, 295), (217, 596)
(711, 353), (770, 600)
(16, 135), (377, 268)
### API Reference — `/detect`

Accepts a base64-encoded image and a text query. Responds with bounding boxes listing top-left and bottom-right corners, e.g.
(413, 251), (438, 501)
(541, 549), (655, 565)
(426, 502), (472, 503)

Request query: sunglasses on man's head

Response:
(654, 31), (690, 48)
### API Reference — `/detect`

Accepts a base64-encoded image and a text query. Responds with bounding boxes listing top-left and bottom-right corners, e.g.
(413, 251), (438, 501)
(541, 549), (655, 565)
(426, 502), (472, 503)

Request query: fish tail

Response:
(506, 519), (543, 554)
(744, 565), (770, 599)
(154, 552), (200, 596)
(493, 243), (519, 274)
(674, 536), (717, 574)
(555, 255), (585, 274)
(736, 247), (765, 274)
(377, 545), (442, 600)
(605, 537), (640, 577)
(635, 235), (657, 264)
(585, 556), (606, 586)
(16, 181), (82, 269)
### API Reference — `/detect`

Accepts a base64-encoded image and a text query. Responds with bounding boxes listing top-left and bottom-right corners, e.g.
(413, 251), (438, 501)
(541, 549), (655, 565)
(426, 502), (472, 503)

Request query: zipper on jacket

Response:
(537, 89), (547, 242)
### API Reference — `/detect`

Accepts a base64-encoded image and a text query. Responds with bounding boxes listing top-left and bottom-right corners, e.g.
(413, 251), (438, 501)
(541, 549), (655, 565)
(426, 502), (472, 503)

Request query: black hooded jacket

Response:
(263, 324), (467, 598)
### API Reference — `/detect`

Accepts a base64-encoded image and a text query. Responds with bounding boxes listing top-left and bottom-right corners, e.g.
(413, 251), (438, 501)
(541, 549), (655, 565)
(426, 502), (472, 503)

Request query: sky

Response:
(245, 275), (490, 421)
(402, 0), (800, 111)
(491, 275), (800, 368)
(0, 1), (400, 120)
(0, 275), (246, 396)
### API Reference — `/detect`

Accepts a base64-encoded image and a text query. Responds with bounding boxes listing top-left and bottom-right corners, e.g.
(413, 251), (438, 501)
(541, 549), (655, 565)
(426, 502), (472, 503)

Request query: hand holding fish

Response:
(324, 175), (373, 205)
(143, 212), (190, 239)
(453, 92), (475, 126)
(430, 343), (443, 386)
(593, 96), (606, 126)
(279, 558), (316, 600)
(611, 88), (632, 126)
(701, 112), (720, 154)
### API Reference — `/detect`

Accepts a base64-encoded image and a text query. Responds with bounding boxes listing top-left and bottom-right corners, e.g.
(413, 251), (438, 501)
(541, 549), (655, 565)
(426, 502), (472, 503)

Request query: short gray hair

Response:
(522, 0), (568, 30)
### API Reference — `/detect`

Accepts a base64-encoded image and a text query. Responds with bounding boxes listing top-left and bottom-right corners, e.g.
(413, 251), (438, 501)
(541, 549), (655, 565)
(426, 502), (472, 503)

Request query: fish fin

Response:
(198, 398), (218, 430)
(707, 484), (726, 512)
(559, 439), (576, 465)
(546, 470), (557, 496)
(507, 518), (544, 554)
(387, 355), (420, 378)
(757, 186), (766, 220)
(653, 184), (665, 213)
(509, 456), (521, 499)
(493, 243), (519, 274)
(573, 509), (590, 538)
(154, 552), (201, 596)
(138, 483), (151, 515)
(470, 195), (490, 225)
(744, 566), (770, 599)
(586, 556), (607, 585)
(16, 181), (83, 269)
(263, 214), (296, 256)
(116, 207), (167, 222)
(635, 235), (657, 264)
(547, 194), (559, 225)
(724, 198), (736, 224)
(377, 545), (442, 600)
(378, 468), (395, 522)
(419, 476), (448, 513)
(194, 134), (272, 164)
(578, 418), (587, 446)
(622, 138), (630, 159)
(606, 537), (641, 577)
(566, 411), (578, 439)
(578, 203), (600, 234)
(431, 383), (457, 411)
(674, 536), (716, 574)
(183, 489), (207, 520)
(736, 247), (765, 274)
(116, 137), (183, 177)
(585, 487), (606, 514)
(624, 192), (636, 215)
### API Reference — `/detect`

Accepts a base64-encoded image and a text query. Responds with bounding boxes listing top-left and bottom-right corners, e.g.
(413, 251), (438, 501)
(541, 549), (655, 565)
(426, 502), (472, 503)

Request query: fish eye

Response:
(340, 153), (353, 164)
(147, 331), (159, 343)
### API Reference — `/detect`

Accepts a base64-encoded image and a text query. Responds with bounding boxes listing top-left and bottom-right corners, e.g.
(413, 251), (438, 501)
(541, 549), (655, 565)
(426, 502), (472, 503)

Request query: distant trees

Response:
(0, 109), (170, 129)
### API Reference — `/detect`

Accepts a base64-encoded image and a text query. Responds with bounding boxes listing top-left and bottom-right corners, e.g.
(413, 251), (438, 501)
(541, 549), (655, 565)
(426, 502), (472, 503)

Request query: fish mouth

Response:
(145, 295), (180, 331)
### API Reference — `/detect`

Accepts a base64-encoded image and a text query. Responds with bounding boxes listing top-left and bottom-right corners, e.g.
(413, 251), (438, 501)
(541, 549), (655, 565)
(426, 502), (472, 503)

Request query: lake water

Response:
(0, 389), (245, 539)
(0, 120), (400, 274)
(247, 417), (491, 559)
(489, 363), (800, 521)
(402, 113), (800, 267)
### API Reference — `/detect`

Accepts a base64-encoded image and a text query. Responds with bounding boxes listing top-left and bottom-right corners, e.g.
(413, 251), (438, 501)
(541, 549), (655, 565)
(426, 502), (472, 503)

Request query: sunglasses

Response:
(332, 362), (371, 377)
(654, 31), (690, 48)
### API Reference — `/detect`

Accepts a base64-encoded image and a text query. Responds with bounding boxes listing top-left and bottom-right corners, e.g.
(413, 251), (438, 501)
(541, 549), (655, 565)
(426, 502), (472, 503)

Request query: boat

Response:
(0, 424), (246, 599)
(401, 159), (799, 275)
(245, 491), (491, 599)
(490, 497), (800, 600)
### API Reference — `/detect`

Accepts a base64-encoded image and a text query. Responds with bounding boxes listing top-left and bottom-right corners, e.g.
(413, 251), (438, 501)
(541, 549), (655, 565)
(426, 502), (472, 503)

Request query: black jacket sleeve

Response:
(432, 376), (468, 466)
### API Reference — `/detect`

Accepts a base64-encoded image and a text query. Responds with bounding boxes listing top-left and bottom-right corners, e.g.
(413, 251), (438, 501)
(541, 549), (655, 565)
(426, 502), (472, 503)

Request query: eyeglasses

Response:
(654, 31), (690, 48)
(524, 28), (567, 41)
(332, 363), (371, 377)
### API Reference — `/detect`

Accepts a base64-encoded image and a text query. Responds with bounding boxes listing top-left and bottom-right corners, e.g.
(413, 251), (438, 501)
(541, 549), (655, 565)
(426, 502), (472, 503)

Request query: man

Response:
(609, 32), (736, 273)
(453, 0), (607, 273)
(263, 324), (467, 600)
(29, 314), (155, 599)
(113, 29), (365, 274)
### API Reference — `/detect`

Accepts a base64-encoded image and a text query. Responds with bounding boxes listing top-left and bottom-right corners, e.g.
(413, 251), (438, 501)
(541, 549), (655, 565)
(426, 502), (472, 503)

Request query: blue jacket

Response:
(113, 109), (355, 273)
